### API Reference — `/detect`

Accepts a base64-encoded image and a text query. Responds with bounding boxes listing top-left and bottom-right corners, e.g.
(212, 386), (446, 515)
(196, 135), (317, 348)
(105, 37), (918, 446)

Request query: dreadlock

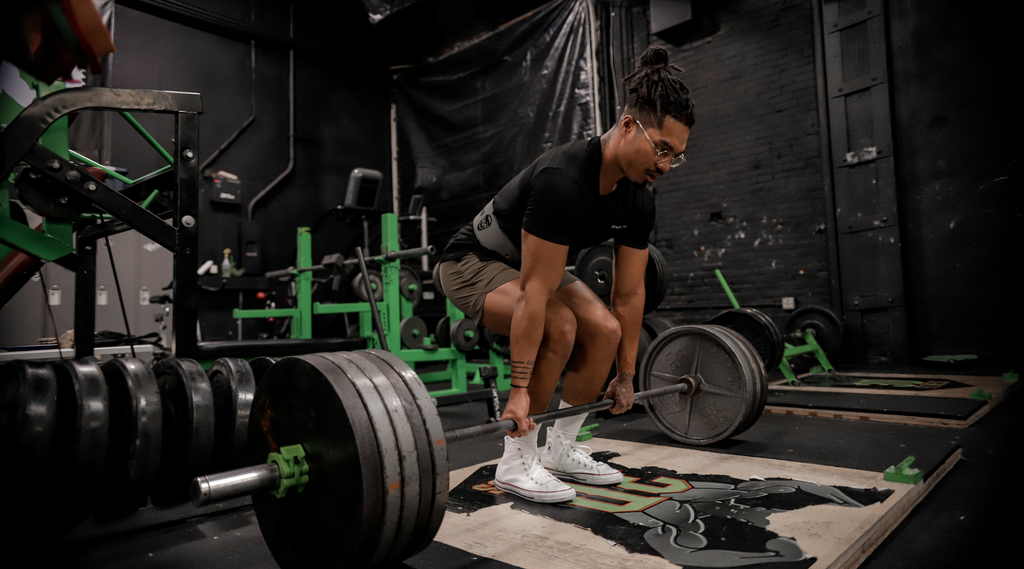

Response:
(623, 46), (695, 129)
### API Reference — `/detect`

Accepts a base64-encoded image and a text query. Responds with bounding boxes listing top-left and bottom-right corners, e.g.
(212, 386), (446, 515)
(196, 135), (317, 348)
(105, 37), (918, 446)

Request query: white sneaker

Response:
(493, 436), (576, 503)
(540, 427), (624, 485)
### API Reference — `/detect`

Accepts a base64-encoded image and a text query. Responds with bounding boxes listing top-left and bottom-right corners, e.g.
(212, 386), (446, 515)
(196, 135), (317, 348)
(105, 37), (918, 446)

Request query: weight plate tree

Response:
(785, 306), (845, 356)
(208, 358), (257, 472)
(151, 357), (215, 505)
(96, 358), (163, 516)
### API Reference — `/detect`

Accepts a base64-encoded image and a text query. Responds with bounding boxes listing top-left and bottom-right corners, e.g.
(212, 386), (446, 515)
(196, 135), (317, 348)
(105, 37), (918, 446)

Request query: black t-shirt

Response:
(440, 136), (656, 270)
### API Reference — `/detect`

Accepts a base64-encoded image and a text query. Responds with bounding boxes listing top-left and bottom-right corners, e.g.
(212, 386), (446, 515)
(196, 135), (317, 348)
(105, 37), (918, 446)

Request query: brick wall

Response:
(647, 0), (830, 330)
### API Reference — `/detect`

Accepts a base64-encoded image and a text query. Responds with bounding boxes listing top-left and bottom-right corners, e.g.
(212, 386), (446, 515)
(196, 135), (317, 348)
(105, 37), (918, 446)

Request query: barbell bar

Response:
(191, 376), (699, 507)
(187, 325), (765, 568)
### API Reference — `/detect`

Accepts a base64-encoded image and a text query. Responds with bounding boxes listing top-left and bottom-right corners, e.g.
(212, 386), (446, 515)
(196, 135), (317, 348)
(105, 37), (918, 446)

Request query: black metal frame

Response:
(1, 87), (203, 359)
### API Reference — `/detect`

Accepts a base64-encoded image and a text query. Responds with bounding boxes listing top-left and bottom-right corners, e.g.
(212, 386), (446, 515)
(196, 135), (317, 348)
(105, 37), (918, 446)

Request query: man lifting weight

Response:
(436, 46), (696, 503)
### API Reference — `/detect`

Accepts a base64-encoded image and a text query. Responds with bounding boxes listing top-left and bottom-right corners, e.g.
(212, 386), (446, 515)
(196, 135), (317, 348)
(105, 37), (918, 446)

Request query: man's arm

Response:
(605, 244), (648, 413)
(502, 230), (570, 436)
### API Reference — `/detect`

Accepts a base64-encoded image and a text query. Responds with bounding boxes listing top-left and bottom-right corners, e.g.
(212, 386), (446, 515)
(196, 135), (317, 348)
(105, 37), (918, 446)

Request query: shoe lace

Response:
(521, 450), (558, 484)
(561, 439), (598, 468)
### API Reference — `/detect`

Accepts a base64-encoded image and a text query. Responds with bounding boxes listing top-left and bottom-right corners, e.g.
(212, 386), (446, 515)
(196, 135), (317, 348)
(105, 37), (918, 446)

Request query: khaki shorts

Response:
(437, 253), (579, 324)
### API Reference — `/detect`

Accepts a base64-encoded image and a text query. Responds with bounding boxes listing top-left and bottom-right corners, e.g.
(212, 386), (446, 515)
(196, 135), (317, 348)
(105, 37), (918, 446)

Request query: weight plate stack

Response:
(208, 358), (256, 471)
(704, 325), (768, 435)
(248, 356), (279, 386)
(344, 351), (441, 561)
(51, 358), (110, 522)
(96, 358), (163, 517)
(316, 352), (418, 565)
(707, 308), (784, 372)
(639, 325), (763, 445)
(250, 356), (384, 569)
(1, 361), (59, 537)
(362, 349), (449, 558)
(151, 357), (215, 505)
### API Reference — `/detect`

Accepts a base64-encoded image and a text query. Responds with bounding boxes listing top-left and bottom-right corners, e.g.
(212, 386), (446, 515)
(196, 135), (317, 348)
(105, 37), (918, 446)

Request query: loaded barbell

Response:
(189, 324), (767, 568)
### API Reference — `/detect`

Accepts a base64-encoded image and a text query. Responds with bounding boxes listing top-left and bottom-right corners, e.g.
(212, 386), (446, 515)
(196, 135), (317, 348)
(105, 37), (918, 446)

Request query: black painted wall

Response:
(618, 0), (1018, 365)
(887, 0), (1020, 363)
(643, 0), (831, 334)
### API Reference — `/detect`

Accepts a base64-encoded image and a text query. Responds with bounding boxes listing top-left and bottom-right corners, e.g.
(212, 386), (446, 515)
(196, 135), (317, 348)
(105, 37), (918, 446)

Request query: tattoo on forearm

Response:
(510, 359), (535, 385)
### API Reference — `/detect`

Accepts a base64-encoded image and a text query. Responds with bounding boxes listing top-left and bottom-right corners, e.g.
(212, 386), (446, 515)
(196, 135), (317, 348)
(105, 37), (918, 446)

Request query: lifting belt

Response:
(472, 199), (520, 262)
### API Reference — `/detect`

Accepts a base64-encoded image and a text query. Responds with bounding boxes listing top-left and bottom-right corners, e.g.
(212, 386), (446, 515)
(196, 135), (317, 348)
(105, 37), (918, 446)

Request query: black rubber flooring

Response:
(52, 367), (1020, 568)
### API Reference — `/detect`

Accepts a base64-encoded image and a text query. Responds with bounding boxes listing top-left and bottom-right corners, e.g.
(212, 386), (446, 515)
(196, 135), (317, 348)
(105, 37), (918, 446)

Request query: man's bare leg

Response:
(481, 279), (576, 415)
(553, 281), (622, 406)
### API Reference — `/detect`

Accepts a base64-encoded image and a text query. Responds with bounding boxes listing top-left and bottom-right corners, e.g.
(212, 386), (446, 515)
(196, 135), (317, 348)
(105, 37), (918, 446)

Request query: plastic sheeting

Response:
(358, 0), (424, 23)
(393, 0), (598, 238)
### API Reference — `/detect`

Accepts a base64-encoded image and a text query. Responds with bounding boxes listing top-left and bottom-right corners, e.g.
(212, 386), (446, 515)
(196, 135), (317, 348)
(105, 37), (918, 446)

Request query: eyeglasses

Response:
(636, 120), (686, 168)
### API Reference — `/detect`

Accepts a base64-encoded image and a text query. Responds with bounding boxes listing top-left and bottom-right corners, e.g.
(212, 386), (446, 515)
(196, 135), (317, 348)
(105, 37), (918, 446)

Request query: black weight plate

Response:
(363, 349), (449, 556)
(248, 356), (278, 386)
(208, 358), (256, 471)
(52, 359), (110, 512)
(644, 244), (669, 314)
(705, 325), (767, 435)
(748, 309), (784, 372)
(576, 244), (614, 301)
(399, 267), (423, 309)
(708, 308), (783, 372)
(345, 351), (435, 561)
(322, 352), (422, 564)
(642, 315), (674, 339)
(96, 358), (162, 517)
(151, 358), (215, 505)
(352, 270), (384, 302)
(483, 328), (511, 356)
(312, 352), (406, 566)
(0, 361), (58, 465)
(250, 356), (382, 569)
(702, 324), (766, 435)
(452, 318), (480, 352)
(435, 316), (451, 348)
(400, 316), (428, 349)
(639, 325), (759, 445)
(785, 306), (845, 356)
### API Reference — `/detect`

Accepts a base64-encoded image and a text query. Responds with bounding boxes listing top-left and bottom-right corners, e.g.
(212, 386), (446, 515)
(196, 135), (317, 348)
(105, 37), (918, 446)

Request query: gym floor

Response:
(54, 365), (1018, 569)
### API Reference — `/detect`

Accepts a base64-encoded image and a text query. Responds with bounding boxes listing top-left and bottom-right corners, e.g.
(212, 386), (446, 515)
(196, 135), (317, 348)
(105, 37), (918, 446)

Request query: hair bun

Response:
(639, 46), (671, 69)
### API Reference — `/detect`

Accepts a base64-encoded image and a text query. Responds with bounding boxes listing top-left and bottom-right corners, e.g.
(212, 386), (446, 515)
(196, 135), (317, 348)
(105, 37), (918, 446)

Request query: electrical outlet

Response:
(782, 297), (795, 310)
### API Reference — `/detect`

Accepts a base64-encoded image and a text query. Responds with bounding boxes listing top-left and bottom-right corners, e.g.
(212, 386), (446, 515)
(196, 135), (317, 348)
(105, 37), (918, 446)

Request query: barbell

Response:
(189, 324), (767, 568)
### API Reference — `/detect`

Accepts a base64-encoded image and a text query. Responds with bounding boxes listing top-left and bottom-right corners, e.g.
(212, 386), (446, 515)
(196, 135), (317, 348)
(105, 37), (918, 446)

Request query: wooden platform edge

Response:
(830, 447), (962, 569)
(762, 405), (970, 428)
